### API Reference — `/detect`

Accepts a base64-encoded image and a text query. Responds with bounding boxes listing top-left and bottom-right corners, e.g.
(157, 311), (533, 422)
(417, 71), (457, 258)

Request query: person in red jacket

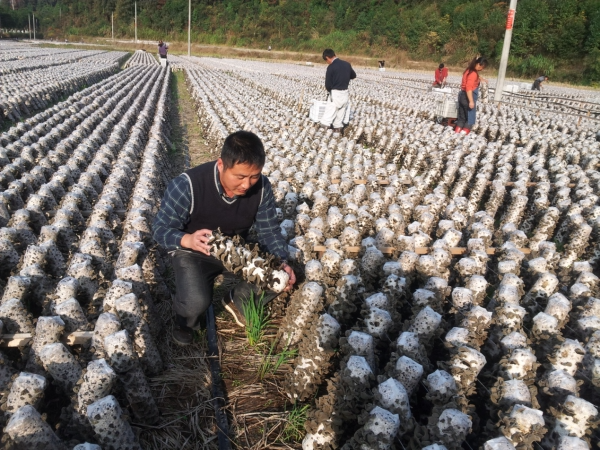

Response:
(433, 63), (448, 88)
(455, 56), (488, 134)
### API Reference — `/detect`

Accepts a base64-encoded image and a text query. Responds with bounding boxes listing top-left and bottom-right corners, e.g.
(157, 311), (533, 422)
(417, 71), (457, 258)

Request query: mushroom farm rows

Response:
(1, 43), (600, 450)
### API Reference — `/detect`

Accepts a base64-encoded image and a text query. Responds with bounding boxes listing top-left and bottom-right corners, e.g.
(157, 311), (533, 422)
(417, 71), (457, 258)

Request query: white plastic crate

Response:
(432, 87), (452, 94)
(309, 100), (327, 122)
(435, 96), (458, 118)
(160, 57), (168, 67)
(503, 84), (520, 93)
(520, 82), (532, 90)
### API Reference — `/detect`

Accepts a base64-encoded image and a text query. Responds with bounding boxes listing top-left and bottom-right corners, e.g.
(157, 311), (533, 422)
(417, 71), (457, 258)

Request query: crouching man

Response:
(152, 131), (296, 345)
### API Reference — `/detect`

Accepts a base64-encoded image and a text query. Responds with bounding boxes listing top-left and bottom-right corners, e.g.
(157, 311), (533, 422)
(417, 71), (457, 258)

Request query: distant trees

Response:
(2, 0), (599, 83)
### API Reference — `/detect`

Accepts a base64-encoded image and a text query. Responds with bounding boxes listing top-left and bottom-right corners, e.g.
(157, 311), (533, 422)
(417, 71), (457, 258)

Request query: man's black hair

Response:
(322, 48), (336, 60)
(220, 130), (265, 170)
(439, 63), (445, 69)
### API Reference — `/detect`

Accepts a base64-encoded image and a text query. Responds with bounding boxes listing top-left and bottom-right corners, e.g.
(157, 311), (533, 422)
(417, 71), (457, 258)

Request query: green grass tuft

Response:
(241, 291), (271, 347)
(281, 403), (310, 443)
(258, 339), (297, 380)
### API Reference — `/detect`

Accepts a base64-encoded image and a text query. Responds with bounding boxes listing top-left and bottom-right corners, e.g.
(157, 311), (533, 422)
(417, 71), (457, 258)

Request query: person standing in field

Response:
(455, 56), (488, 135)
(532, 75), (548, 91)
(319, 48), (356, 133)
(433, 63), (448, 88)
(158, 40), (168, 60)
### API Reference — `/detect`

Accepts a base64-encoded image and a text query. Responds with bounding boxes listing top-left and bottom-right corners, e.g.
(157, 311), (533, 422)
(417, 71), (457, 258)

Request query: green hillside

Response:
(2, 0), (600, 83)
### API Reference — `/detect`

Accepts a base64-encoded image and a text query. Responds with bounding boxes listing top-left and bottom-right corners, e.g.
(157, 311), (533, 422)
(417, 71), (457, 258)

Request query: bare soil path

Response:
(170, 71), (214, 169)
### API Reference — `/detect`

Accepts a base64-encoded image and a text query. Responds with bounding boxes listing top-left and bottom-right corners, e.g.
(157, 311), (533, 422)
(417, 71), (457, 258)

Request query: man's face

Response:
(217, 158), (262, 197)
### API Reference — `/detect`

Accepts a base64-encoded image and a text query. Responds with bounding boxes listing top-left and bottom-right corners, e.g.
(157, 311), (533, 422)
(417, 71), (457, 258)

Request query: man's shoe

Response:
(172, 326), (193, 346)
(221, 291), (246, 328)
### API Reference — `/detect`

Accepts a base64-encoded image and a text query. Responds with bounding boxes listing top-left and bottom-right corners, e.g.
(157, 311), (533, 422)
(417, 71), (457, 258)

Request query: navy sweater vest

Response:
(182, 161), (263, 239)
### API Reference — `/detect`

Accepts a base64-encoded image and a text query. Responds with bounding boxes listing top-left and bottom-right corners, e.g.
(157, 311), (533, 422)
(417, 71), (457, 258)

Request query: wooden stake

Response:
(0, 331), (93, 348)
(312, 245), (530, 257)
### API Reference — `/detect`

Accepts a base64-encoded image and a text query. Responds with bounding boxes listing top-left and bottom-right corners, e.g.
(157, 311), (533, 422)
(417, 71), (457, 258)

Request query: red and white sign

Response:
(506, 9), (515, 30)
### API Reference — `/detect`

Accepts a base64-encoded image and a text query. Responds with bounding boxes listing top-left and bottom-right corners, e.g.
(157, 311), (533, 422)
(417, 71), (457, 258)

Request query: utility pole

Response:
(112, 12), (114, 41)
(134, 1), (137, 43)
(494, 0), (518, 103)
(188, 0), (191, 56)
(33, 13), (36, 41)
(28, 15), (31, 40)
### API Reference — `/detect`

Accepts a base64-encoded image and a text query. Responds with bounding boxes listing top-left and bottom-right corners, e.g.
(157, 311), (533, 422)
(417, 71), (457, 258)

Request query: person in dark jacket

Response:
(319, 48), (356, 132)
(153, 131), (296, 345)
(532, 75), (548, 91)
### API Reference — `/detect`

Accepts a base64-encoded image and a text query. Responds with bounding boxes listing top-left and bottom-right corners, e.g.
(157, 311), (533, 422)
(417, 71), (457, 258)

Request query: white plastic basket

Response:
(309, 100), (327, 122)
(432, 87), (452, 94)
(160, 57), (168, 67)
(503, 84), (520, 93)
(435, 96), (458, 118)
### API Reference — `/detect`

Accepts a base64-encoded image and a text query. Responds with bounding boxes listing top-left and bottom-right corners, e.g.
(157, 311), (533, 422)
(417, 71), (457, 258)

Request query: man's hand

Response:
(469, 101), (475, 109)
(281, 262), (297, 292)
(180, 229), (213, 255)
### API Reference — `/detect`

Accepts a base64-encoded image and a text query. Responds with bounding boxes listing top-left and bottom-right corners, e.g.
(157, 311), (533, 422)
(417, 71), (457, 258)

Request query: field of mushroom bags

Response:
(124, 51), (159, 69)
(167, 54), (600, 450)
(0, 42), (129, 128)
(1, 43), (600, 450)
(0, 44), (174, 449)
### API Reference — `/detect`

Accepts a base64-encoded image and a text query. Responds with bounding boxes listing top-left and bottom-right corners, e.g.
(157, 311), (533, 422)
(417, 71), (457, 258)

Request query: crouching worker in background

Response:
(152, 131), (296, 346)
(532, 75), (548, 91)
(433, 63), (448, 88)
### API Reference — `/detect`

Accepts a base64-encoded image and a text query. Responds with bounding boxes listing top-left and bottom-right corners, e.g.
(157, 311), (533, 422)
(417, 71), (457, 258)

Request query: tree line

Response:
(1, 0), (599, 83)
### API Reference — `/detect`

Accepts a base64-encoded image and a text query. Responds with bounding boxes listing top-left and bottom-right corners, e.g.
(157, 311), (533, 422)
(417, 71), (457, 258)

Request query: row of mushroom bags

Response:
(1, 43), (171, 450)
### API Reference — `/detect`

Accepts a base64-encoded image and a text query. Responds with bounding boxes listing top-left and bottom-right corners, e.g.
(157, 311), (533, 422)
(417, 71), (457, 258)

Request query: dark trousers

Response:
(532, 80), (541, 90)
(456, 91), (470, 129)
(171, 249), (277, 330)
(456, 90), (478, 130)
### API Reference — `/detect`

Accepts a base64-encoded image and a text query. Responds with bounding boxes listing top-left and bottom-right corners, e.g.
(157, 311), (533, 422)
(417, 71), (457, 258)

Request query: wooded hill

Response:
(2, 0), (600, 83)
